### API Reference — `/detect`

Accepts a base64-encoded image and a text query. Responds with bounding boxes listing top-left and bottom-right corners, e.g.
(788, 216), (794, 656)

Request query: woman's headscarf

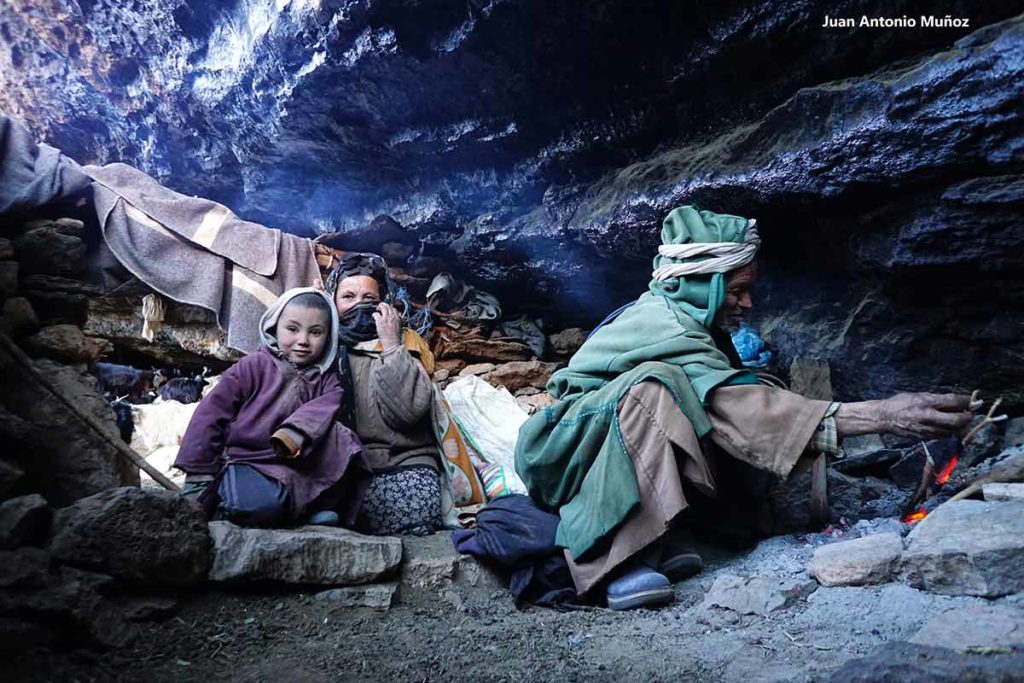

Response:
(325, 252), (398, 347)
(324, 252), (399, 430)
(648, 205), (760, 328)
(258, 287), (339, 374)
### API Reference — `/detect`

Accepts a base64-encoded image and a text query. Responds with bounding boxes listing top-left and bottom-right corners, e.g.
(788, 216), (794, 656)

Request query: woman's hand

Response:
(373, 302), (402, 350)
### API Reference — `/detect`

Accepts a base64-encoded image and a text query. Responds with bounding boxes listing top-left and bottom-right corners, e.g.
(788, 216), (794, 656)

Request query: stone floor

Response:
(10, 501), (1024, 682)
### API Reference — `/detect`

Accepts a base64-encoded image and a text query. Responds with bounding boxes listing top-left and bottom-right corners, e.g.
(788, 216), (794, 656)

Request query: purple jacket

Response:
(174, 346), (368, 519)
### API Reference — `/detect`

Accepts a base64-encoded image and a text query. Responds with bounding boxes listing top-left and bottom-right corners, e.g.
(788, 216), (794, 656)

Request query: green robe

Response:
(514, 205), (758, 559)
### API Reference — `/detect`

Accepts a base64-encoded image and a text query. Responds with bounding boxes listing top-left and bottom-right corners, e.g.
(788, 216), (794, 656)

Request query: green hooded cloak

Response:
(514, 206), (759, 560)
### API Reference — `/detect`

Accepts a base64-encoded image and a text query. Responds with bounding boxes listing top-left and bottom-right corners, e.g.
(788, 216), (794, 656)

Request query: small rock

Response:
(515, 392), (556, 415)
(547, 328), (588, 358)
(0, 261), (17, 298)
(120, 596), (180, 622)
(702, 574), (817, 616)
(208, 522), (402, 585)
(909, 605), (1024, 653)
(433, 368), (451, 382)
(808, 532), (903, 586)
(902, 499), (1024, 597)
(983, 483), (1024, 502)
(23, 324), (111, 364)
(458, 362), (496, 378)
(54, 218), (86, 235)
(20, 274), (99, 326)
(0, 494), (51, 549)
(50, 487), (211, 588)
(2, 297), (39, 336)
(401, 556), (457, 590)
(0, 559), (130, 649)
(315, 583), (397, 609)
(13, 225), (86, 276)
(0, 547), (51, 588)
(0, 238), (12, 260)
(484, 360), (559, 393)
(514, 386), (541, 396)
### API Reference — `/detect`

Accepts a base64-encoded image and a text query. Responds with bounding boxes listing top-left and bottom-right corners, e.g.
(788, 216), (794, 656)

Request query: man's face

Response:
(333, 275), (381, 315)
(716, 261), (758, 330)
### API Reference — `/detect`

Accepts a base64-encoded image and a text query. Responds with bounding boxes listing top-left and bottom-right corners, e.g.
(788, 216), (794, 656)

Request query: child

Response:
(174, 288), (368, 527)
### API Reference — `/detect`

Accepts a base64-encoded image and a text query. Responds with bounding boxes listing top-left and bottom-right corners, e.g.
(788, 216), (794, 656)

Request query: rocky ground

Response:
(8, 492), (1024, 683)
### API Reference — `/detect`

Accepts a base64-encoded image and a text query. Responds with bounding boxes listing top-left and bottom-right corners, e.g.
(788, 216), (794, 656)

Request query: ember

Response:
(935, 454), (960, 486)
(902, 507), (928, 524)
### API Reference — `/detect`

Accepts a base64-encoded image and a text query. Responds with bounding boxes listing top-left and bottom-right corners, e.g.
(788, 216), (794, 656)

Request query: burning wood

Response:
(899, 393), (1011, 524)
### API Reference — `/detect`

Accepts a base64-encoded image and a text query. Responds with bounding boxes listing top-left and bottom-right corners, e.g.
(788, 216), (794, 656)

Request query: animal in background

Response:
(93, 362), (157, 403)
(158, 369), (210, 404)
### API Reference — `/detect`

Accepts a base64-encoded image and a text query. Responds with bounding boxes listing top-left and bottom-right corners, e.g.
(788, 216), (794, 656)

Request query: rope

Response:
(652, 221), (761, 281)
(394, 286), (433, 335)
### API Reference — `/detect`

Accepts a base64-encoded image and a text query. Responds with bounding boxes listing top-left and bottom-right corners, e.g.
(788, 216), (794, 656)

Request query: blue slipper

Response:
(658, 546), (703, 584)
(606, 564), (674, 611)
(307, 510), (340, 527)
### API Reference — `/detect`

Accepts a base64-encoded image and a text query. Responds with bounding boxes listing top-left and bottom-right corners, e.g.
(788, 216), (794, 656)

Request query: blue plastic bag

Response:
(731, 323), (773, 368)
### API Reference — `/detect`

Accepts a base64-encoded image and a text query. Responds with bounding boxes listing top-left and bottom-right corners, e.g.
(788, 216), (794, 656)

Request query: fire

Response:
(902, 507), (927, 524)
(935, 454), (959, 486)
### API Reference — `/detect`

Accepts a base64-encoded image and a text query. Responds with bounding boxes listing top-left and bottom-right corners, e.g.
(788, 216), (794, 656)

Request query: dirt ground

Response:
(12, 524), (1022, 683)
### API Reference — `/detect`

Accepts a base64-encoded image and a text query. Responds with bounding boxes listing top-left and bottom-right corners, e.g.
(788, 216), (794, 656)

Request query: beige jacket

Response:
(348, 343), (438, 471)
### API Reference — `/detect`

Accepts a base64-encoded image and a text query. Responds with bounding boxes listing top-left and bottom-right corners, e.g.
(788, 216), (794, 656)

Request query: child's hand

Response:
(270, 431), (300, 459)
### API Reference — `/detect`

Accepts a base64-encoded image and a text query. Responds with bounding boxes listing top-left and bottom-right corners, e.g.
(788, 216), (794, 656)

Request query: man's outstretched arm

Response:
(835, 393), (972, 440)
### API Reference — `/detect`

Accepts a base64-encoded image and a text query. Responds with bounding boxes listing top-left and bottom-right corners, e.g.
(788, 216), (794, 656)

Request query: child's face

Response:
(276, 302), (330, 366)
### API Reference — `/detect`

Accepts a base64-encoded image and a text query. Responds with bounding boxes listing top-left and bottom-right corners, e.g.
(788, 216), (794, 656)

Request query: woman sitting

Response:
(175, 288), (368, 527)
(325, 252), (443, 536)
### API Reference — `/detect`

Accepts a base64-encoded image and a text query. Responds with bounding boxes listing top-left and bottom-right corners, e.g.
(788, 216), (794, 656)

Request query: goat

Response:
(158, 372), (208, 404)
(93, 362), (156, 404)
(109, 397), (137, 444)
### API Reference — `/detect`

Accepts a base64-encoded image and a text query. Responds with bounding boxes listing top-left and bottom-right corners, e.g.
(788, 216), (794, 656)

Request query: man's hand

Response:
(373, 302), (402, 350)
(877, 392), (973, 439)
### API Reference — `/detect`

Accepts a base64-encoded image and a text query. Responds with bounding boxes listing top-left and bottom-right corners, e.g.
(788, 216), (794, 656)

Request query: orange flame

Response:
(935, 454), (959, 486)
(902, 507), (927, 524)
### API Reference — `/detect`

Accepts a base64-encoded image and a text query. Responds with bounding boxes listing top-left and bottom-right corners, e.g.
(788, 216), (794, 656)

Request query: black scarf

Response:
(335, 301), (383, 431)
(337, 301), (379, 347)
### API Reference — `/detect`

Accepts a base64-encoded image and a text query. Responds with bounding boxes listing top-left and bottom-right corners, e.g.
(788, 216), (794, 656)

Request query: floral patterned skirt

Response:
(358, 465), (442, 536)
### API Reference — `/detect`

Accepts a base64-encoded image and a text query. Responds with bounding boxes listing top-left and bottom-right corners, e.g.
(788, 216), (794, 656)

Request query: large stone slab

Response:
(808, 533), (903, 587)
(830, 642), (1024, 683)
(50, 487), (211, 588)
(909, 605), (1024, 653)
(983, 483), (1024, 502)
(702, 574), (817, 617)
(208, 522), (402, 585)
(901, 500), (1024, 597)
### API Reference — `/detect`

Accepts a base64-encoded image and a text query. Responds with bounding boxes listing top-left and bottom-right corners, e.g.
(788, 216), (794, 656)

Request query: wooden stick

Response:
(0, 333), (181, 492)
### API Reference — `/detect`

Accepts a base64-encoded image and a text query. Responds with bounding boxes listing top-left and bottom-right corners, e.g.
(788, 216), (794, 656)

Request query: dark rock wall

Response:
(2, 1), (1022, 403)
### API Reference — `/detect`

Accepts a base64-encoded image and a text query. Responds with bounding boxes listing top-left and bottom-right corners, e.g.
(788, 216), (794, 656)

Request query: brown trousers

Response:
(566, 382), (829, 595)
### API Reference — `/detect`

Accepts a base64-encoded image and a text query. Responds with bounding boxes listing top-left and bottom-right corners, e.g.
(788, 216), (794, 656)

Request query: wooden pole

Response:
(0, 333), (181, 492)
